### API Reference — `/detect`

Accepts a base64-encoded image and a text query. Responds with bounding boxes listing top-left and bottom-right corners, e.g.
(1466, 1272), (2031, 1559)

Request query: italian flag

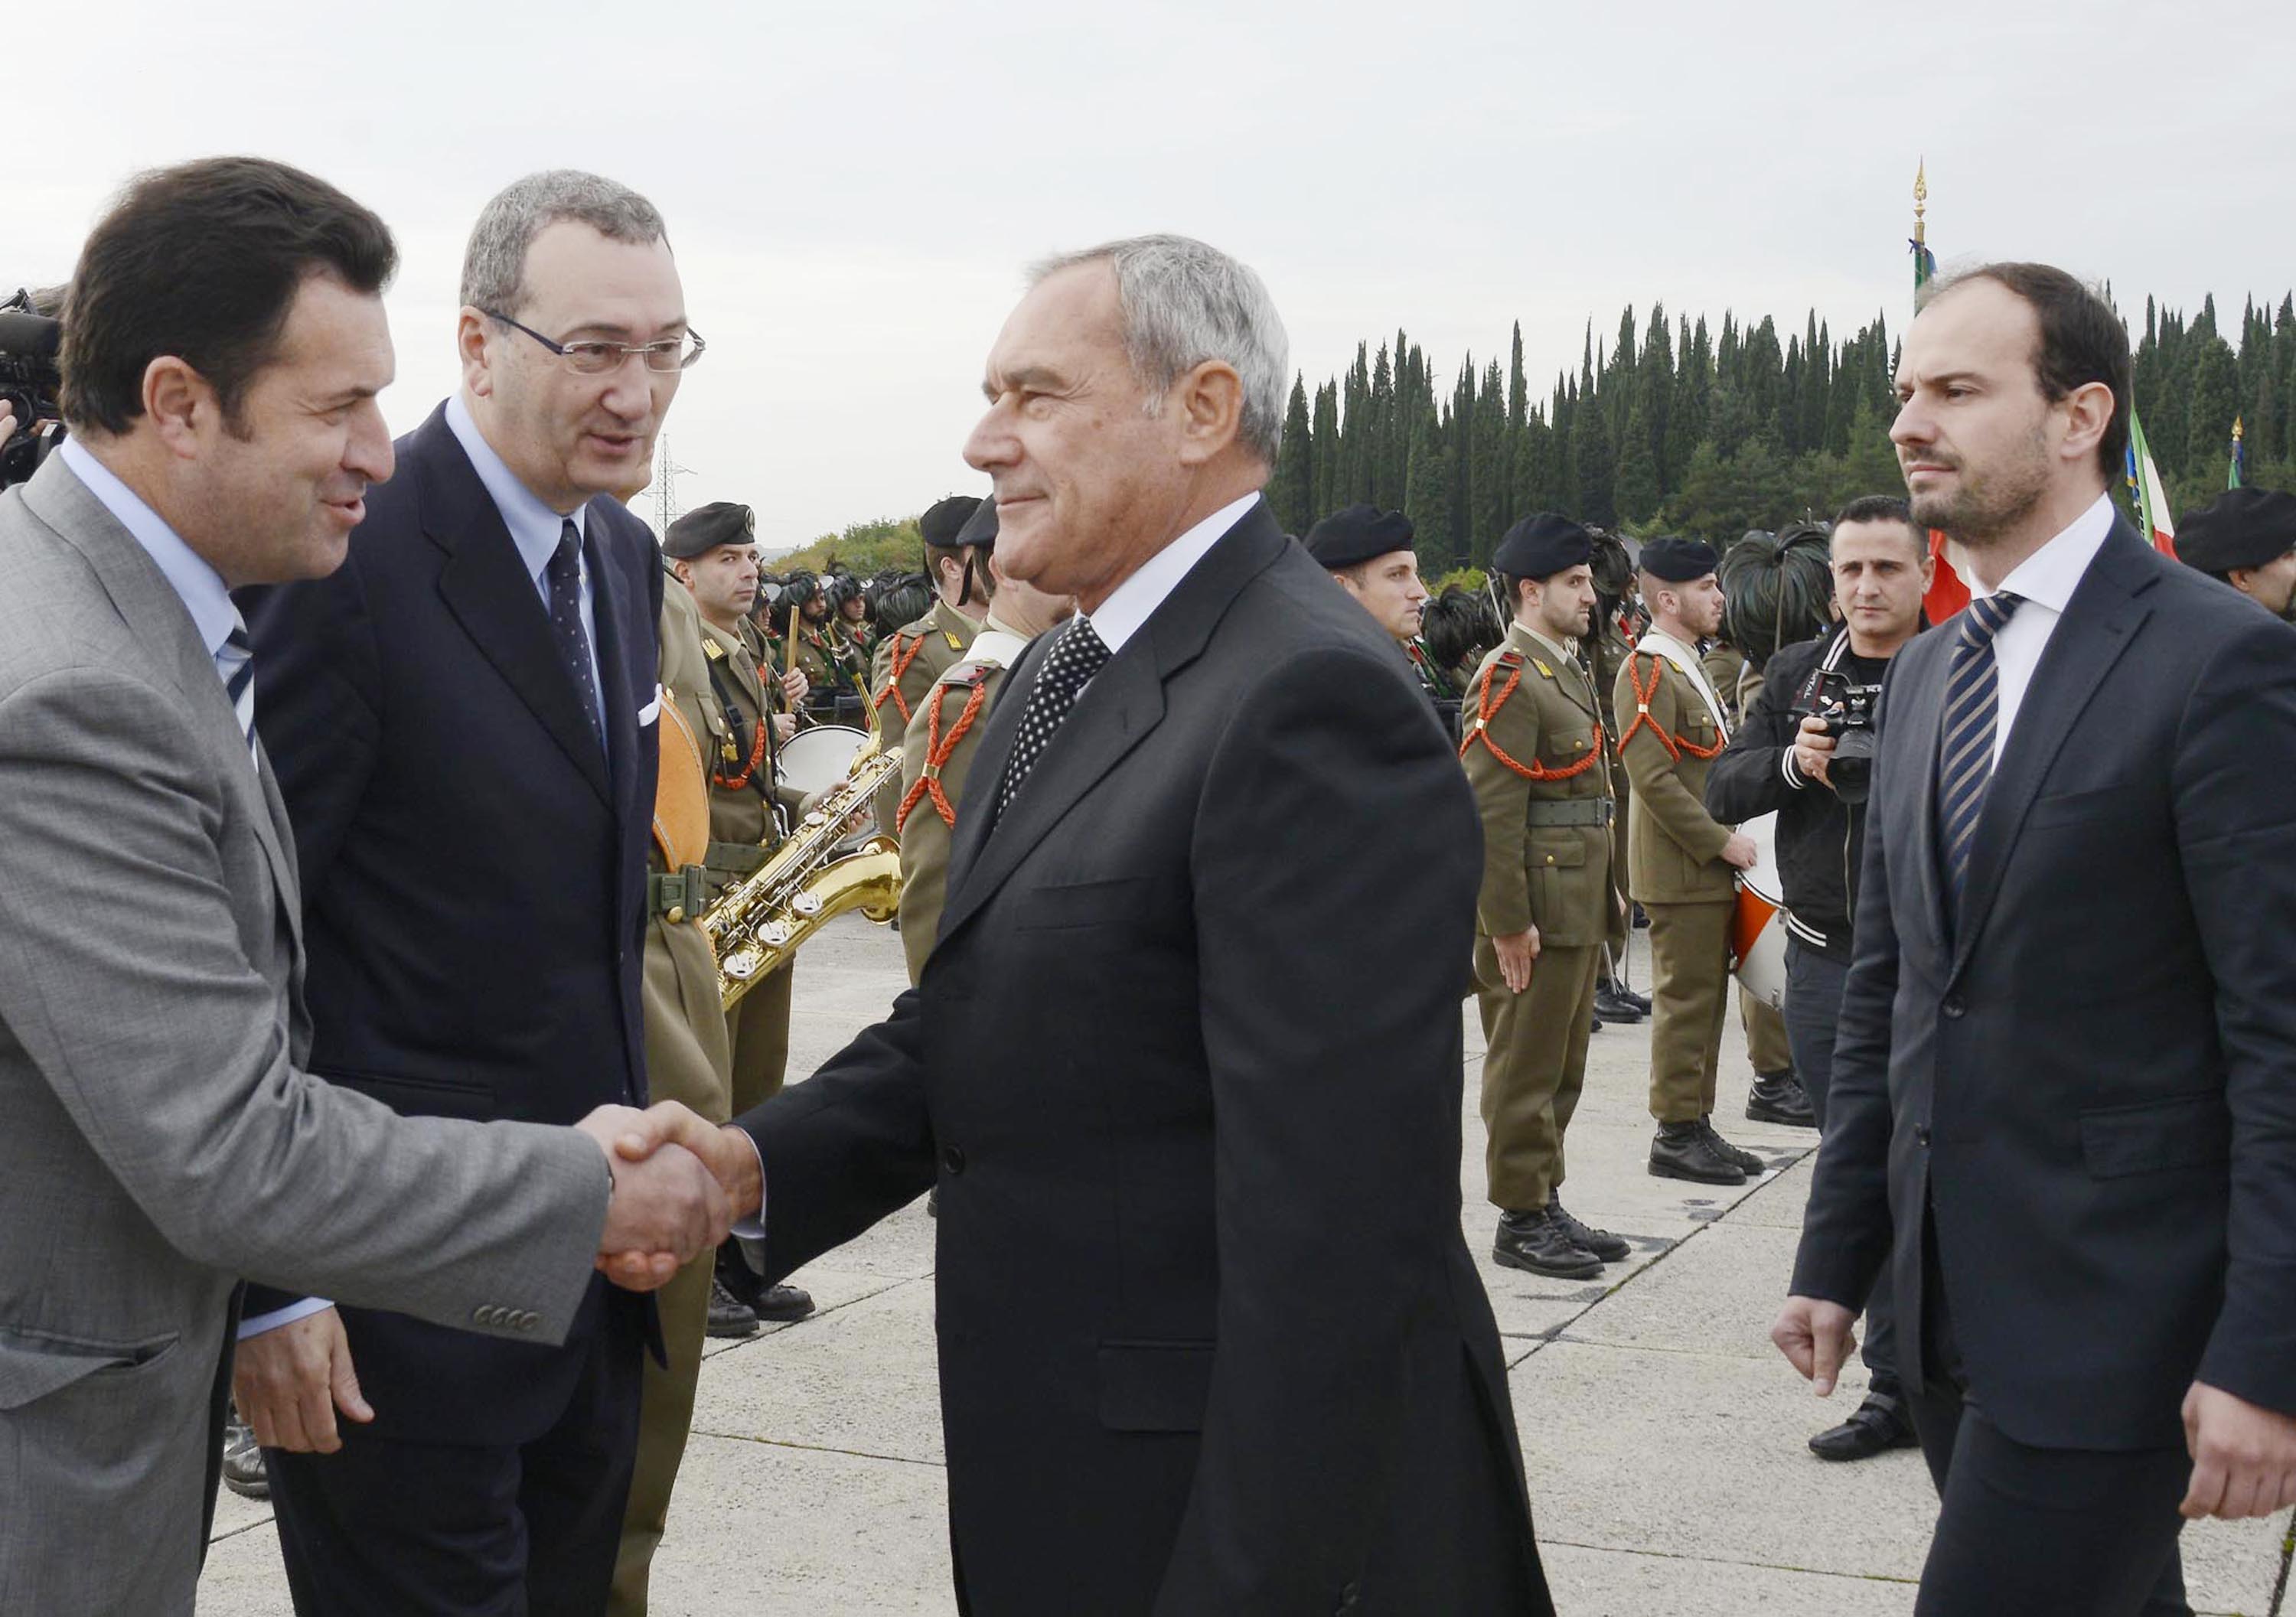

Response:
(2126, 410), (2177, 558)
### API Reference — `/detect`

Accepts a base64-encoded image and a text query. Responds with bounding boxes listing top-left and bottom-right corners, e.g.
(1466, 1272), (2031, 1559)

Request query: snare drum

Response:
(1730, 811), (1789, 1010)
(776, 724), (869, 799)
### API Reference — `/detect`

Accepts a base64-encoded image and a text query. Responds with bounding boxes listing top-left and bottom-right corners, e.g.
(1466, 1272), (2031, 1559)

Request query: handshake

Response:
(577, 1101), (766, 1292)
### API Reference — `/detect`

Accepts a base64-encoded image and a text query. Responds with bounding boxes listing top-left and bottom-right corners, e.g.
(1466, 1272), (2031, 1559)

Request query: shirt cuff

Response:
(237, 1296), (333, 1339)
(730, 1129), (768, 1244)
(1780, 747), (1810, 791)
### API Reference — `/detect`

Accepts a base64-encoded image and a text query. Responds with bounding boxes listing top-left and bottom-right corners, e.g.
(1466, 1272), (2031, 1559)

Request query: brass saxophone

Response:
(704, 742), (905, 1007)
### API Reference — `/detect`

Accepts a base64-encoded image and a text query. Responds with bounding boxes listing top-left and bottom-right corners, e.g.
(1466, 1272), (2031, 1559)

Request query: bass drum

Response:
(1730, 811), (1789, 1010)
(777, 724), (869, 800)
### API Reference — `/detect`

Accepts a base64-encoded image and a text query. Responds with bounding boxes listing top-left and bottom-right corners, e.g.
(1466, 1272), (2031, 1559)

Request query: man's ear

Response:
(2060, 380), (2116, 467)
(142, 356), (215, 460)
(1172, 360), (1245, 467)
(457, 308), (497, 400)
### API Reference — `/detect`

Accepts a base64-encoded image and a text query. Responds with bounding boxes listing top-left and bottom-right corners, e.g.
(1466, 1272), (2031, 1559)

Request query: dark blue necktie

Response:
(217, 614), (257, 764)
(993, 617), (1111, 823)
(1938, 590), (2024, 920)
(547, 519), (605, 755)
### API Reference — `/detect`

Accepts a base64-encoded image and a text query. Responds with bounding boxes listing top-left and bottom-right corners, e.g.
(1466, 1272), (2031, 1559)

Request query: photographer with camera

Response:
(1707, 493), (1929, 1462)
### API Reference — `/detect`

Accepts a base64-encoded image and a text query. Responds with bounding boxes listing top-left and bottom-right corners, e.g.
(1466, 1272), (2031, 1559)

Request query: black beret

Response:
(2177, 487), (2296, 575)
(953, 496), (997, 550)
(921, 494), (984, 549)
(1637, 536), (1720, 583)
(1304, 504), (1416, 569)
(1493, 512), (1593, 580)
(663, 501), (755, 560)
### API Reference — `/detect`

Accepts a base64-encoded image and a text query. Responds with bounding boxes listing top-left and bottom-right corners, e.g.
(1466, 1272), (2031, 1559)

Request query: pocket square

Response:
(638, 686), (663, 725)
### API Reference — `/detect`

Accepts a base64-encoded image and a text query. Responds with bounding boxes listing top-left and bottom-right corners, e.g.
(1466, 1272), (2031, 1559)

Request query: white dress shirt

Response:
(1970, 492), (2115, 768)
(444, 393), (606, 739)
(1081, 491), (1261, 655)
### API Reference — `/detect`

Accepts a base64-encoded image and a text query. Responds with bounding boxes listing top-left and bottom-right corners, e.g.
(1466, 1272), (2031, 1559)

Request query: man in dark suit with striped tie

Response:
(1774, 262), (2296, 1615)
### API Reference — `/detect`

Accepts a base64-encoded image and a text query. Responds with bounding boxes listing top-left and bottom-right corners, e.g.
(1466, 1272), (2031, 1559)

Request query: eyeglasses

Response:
(484, 311), (706, 375)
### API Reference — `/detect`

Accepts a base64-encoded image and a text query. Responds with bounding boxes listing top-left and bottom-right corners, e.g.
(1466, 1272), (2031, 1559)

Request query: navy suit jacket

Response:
(242, 403), (662, 1443)
(1792, 517), (2296, 1449)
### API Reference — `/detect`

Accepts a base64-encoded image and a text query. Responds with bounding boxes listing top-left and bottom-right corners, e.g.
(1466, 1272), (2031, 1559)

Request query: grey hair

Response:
(1029, 234), (1289, 465)
(459, 171), (669, 315)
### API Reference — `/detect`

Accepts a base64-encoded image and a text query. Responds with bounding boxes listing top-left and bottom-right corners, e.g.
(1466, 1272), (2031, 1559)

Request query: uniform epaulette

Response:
(702, 639), (727, 663)
(934, 659), (998, 690)
(943, 629), (965, 651)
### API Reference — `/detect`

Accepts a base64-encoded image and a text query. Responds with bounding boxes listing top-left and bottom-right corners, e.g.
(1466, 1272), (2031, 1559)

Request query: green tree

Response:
(1270, 376), (1314, 533)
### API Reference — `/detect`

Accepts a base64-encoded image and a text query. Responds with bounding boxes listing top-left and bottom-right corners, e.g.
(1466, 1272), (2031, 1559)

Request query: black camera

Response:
(1, 291), (65, 491)
(1808, 670), (1882, 805)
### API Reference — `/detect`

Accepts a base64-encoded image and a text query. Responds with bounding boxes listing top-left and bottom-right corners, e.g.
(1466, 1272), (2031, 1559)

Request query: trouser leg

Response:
(1642, 901), (1733, 1124)
(1743, 989), (1792, 1074)
(726, 957), (795, 1114)
(1475, 940), (1600, 1210)
(608, 1254), (715, 1616)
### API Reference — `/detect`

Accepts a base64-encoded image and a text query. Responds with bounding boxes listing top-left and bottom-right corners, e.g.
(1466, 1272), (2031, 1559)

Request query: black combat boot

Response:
(707, 1276), (761, 1339)
(1700, 1116), (1768, 1175)
(1548, 1197), (1632, 1262)
(1599, 977), (1652, 1015)
(222, 1403), (269, 1500)
(1493, 1208), (1605, 1280)
(1592, 981), (1646, 1023)
(1746, 1070), (1817, 1126)
(1649, 1120), (1747, 1185)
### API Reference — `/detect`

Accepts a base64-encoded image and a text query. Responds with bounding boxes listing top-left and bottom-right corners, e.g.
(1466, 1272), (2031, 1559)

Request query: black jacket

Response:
(1704, 627), (1874, 962)
(241, 403), (663, 1443)
(1792, 520), (2296, 1449)
(738, 502), (1549, 1616)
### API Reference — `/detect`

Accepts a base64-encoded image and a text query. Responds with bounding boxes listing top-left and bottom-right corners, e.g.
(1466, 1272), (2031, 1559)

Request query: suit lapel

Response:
(419, 413), (613, 807)
(587, 517), (641, 824)
(938, 500), (1287, 942)
(1900, 638), (1954, 955)
(1948, 523), (2156, 979)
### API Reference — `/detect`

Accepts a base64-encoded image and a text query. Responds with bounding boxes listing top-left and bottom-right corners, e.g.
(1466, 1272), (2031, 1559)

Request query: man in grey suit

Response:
(0, 157), (727, 1615)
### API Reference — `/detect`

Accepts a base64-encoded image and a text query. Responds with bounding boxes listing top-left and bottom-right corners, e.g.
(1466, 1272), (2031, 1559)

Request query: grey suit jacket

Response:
(0, 456), (612, 1615)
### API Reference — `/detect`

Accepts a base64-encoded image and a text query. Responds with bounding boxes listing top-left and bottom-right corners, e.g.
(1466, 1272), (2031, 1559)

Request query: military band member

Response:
(787, 574), (869, 725)
(871, 494), (991, 832)
(1586, 534), (1649, 1025)
(1700, 634), (1812, 1126)
(662, 503), (814, 1328)
(835, 572), (881, 663)
(1463, 514), (1634, 1278)
(891, 507), (1075, 983)
(612, 573), (740, 1615)
(2177, 486), (2296, 618)
(1303, 504), (1451, 729)
(1613, 537), (1767, 1186)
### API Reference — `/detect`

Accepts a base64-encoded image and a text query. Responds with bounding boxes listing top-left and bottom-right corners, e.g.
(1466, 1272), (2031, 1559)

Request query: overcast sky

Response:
(16, 0), (2295, 547)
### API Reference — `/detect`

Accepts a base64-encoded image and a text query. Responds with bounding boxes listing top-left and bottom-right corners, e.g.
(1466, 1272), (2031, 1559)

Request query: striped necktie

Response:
(1937, 590), (2024, 921)
(217, 615), (257, 764)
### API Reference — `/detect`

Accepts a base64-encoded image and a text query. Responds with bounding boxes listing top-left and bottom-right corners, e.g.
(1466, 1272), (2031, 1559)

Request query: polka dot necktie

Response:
(1937, 589), (2024, 926)
(993, 617), (1111, 824)
(547, 519), (605, 755)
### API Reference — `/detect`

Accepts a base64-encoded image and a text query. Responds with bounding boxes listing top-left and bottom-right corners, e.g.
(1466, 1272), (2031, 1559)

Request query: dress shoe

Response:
(1589, 1011), (1604, 1035)
(707, 1276), (761, 1339)
(1648, 1120), (1747, 1185)
(1631, 903), (1651, 930)
(1603, 980), (1652, 1015)
(1701, 1117), (1768, 1175)
(1808, 1390), (1918, 1461)
(1746, 1070), (1817, 1127)
(221, 1406), (269, 1500)
(752, 1282), (816, 1322)
(1493, 1208), (1604, 1280)
(1593, 984), (1645, 1023)
(1548, 1198), (1631, 1262)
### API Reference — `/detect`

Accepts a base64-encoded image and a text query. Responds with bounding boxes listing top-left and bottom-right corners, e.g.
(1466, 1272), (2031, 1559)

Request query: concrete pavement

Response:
(201, 917), (2295, 1615)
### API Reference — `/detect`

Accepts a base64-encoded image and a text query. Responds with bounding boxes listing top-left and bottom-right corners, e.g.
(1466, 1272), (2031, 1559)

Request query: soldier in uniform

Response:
(1701, 630), (1812, 1127)
(1302, 504), (1453, 730)
(662, 503), (816, 1329)
(784, 572), (869, 726)
(1462, 513), (1635, 1279)
(891, 505), (1075, 983)
(610, 569), (739, 1616)
(2177, 485), (2296, 618)
(1586, 533), (1650, 1025)
(1613, 537), (1767, 1186)
(835, 569), (881, 663)
(870, 494), (992, 832)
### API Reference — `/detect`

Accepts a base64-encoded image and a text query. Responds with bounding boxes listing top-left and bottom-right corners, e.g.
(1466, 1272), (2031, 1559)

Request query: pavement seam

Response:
(1541, 1534), (1917, 1586)
(207, 1513), (276, 1543)
(2269, 1516), (2292, 1616)
(685, 1430), (946, 1470)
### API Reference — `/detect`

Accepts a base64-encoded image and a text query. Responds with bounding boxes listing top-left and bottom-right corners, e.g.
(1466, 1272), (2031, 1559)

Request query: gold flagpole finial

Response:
(2234, 416), (2245, 442)
(1913, 158), (1928, 246)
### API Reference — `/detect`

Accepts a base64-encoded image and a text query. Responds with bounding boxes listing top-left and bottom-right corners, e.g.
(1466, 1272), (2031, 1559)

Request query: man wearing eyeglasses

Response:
(234, 170), (701, 1617)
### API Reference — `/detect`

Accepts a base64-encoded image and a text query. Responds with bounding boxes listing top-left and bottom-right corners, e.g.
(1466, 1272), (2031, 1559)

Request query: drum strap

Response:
(1616, 653), (1724, 762)
(874, 631), (926, 722)
(704, 655), (775, 797)
(1459, 658), (1606, 781)
(896, 671), (992, 833)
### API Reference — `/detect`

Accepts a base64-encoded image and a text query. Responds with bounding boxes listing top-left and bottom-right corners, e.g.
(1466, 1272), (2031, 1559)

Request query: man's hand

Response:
(2180, 1381), (2296, 1519)
(1771, 1296), (1858, 1397)
(621, 1100), (765, 1221)
(1721, 831), (1760, 872)
(0, 403), (17, 444)
(772, 712), (797, 742)
(780, 667), (808, 706)
(1492, 927), (1539, 994)
(232, 1306), (372, 1453)
(1793, 714), (1837, 787)
(579, 1102), (732, 1289)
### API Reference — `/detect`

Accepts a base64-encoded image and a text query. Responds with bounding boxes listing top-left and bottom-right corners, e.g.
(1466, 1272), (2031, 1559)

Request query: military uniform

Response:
(1408, 637), (1466, 739)
(1701, 640), (1797, 1088)
(1464, 621), (1615, 1214)
(792, 617), (868, 726)
(870, 597), (980, 834)
(892, 615), (1035, 983)
(1587, 605), (1638, 967)
(1614, 629), (1738, 1131)
(611, 582), (735, 1617)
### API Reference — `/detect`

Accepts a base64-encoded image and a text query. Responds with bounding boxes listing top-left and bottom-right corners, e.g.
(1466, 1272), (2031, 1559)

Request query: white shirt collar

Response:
(57, 436), (237, 659)
(445, 393), (586, 583)
(1081, 492), (1260, 656)
(1975, 491), (2116, 613)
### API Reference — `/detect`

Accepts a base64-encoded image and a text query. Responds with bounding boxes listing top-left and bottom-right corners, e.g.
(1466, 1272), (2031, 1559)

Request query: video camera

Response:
(1, 289), (65, 491)
(1803, 669), (1882, 805)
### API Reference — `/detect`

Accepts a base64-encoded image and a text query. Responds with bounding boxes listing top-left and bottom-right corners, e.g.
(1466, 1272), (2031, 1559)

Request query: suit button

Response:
(516, 1312), (537, 1332)
(1915, 1125), (1932, 1147)
(1941, 996), (1965, 1019)
(941, 1145), (966, 1175)
(471, 1306), (488, 1325)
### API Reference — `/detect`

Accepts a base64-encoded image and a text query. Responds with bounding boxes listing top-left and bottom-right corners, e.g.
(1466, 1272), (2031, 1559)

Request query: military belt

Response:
(647, 866), (709, 923)
(705, 839), (772, 875)
(1525, 798), (1615, 827)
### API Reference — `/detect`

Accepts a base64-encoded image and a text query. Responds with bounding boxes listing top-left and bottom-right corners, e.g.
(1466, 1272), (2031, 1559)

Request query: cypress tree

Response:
(1271, 377), (1314, 533)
